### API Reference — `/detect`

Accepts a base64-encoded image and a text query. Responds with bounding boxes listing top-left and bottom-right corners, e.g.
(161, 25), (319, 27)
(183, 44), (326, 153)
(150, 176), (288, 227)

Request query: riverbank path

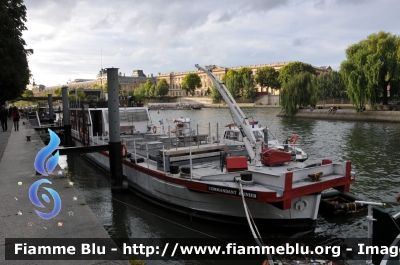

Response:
(0, 122), (129, 264)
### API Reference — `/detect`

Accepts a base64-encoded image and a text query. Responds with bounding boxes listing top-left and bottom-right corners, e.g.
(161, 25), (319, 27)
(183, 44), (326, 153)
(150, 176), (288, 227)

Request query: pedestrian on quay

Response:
(0, 105), (10, 132)
(10, 106), (20, 131)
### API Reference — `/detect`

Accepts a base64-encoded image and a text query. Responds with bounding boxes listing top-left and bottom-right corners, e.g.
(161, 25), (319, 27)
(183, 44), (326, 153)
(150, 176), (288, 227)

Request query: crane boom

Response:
(195, 64), (262, 167)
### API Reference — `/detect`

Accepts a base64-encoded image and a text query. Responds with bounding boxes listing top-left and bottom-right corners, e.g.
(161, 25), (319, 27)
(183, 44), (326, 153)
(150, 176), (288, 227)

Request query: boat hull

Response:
(80, 142), (321, 231)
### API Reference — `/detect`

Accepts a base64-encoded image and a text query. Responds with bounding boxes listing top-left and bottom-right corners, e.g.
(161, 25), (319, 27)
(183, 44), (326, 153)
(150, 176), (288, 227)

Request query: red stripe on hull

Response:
(74, 137), (354, 203)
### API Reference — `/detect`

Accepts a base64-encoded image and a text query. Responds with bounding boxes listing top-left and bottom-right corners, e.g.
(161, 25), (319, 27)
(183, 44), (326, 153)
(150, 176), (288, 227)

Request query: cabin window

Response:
(119, 110), (128, 122)
(126, 109), (149, 122)
(225, 131), (239, 140)
(105, 109), (149, 123)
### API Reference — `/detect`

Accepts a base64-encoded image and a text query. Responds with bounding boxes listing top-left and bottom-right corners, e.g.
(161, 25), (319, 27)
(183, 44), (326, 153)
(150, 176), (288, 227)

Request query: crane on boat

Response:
(195, 64), (263, 167)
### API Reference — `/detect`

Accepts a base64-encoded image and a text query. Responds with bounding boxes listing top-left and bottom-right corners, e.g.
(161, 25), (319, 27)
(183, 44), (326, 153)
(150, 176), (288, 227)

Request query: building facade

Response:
(33, 62), (330, 97)
(157, 62), (331, 97)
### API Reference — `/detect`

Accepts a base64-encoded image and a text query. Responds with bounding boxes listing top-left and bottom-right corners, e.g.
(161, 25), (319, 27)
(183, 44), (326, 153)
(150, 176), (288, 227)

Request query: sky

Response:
(22, 0), (400, 87)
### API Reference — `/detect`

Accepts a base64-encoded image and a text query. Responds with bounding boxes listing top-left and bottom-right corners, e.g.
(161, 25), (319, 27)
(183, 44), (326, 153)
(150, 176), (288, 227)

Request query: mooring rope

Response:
(238, 180), (274, 265)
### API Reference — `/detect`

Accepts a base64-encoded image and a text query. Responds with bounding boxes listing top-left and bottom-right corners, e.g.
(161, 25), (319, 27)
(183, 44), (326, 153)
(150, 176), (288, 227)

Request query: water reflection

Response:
(343, 122), (400, 206)
(65, 154), (262, 265)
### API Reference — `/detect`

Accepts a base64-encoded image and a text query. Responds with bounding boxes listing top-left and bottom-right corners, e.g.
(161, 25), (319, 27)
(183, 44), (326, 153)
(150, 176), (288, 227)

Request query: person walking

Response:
(0, 105), (10, 131)
(10, 106), (20, 131)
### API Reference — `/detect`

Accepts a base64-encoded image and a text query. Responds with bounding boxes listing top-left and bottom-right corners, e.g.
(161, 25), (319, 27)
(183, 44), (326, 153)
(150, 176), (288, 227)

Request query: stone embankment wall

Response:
(277, 109), (400, 122)
(180, 95), (280, 106)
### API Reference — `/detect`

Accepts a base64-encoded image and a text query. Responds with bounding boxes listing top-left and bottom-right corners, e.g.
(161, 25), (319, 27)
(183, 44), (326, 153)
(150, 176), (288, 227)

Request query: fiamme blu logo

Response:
(30, 129), (62, 220)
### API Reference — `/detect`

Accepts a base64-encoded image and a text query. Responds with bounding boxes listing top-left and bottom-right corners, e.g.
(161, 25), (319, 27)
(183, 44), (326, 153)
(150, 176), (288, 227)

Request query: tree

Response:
(102, 82), (108, 93)
(314, 71), (346, 101)
(92, 83), (100, 89)
(255, 66), (280, 93)
(77, 92), (85, 101)
(182, 73), (202, 96)
(156, 79), (169, 96)
(340, 31), (400, 106)
(143, 80), (154, 96)
(389, 79), (400, 100)
(0, 0), (31, 104)
(223, 69), (241, 99)
(280, 73), (317, 117)
(237, 67), (252, 87)
(85, 95), (98, 102)
(22, 89), (34, 97)
(210, 85), (222, 103)
(241, 71), (257, 100)
(53, 87), (62, 96)
(205, 87), (211, 97)
(121, 89), (128, 97)
(278, 61), (316, 84)
(133, 84), (146, 103)
(68, 94), (78, 102)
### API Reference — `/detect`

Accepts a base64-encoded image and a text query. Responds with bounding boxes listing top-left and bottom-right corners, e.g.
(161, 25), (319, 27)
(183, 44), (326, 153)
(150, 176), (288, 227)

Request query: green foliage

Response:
(68, 94), (78, 102)
(53, 87), (62, 96)
(210, 85), (222, 103)
(237, 67), (252, 88)
(143, 80), (155, 96)
(0, 0), (30, 104)
(85, 95), (98, 102)
(92, 83), (100, 89)
(241, 71), (257, 100)
(255, 66), (280, 92)
(224, 69), (241, 99)
(135, 94), (144, 103)
(121, 89), (128, 97)
(156, 79), (169, 96)
(182, 73), (202, 96)
(205, 87), (211, 96)
(133, 84), (146, 102)
(340, 31), (400, 106)
(340, 57), (368, 112)
(22, 90), (34, 97)
(77, 92), (85, 100)
(103, 83), (108, 93)
(278, 61), (316, 84)
(314, 71), (346, 100)
(280, 73), (317, 117)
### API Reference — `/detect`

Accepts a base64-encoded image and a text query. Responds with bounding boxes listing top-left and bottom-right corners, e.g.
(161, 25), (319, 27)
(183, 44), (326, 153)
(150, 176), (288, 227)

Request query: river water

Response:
(59, 107), (400, 264)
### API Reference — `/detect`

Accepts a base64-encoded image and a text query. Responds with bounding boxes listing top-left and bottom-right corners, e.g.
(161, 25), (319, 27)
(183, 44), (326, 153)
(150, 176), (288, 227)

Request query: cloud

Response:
(293, 38), (304, 47)
(30, 32), (57, 42)
(20, 0), (400, 87)
(214, 12), (236, 23)
(241, 0), (289, 12)
(89, 12), (120, 30)
(314, 0), (326, 9)
(335, 0), (373, 5)
(24, 0), (80, 25)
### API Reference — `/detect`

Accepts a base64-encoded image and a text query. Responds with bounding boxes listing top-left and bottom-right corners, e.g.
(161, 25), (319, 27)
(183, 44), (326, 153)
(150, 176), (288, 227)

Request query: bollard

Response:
(26, 135), (31, 141)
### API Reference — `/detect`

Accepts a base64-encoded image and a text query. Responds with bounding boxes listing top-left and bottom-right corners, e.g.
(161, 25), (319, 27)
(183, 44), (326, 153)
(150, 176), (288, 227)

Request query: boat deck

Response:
(82, 132), (352, 198)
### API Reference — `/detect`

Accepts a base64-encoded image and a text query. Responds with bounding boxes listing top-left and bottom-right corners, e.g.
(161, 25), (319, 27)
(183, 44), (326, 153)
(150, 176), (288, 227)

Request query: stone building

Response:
(38, 69), (157, 96)
(34, 62), (330, 97)
(157, 62), (331, 97)
(95, 69), (157, 94)
(29, 84), (45, 94)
